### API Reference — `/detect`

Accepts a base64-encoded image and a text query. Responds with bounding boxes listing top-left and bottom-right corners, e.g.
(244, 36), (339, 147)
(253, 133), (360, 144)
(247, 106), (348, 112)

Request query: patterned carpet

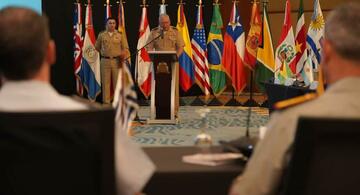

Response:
(131, 106), (269, 146)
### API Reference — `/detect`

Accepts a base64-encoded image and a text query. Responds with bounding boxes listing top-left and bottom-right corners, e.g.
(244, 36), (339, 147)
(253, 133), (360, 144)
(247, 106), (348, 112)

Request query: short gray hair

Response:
(325, 2), (360, 62)
(159, 14), (170, 22)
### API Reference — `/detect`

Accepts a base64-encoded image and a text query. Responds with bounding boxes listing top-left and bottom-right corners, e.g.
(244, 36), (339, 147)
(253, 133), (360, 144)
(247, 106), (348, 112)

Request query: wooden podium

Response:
(147, 51), (178, 124)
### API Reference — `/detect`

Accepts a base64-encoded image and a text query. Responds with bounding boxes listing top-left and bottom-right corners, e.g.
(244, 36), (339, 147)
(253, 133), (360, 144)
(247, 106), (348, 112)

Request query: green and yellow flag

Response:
(255, 4), (275, 92)
(207, 4), (226, 96)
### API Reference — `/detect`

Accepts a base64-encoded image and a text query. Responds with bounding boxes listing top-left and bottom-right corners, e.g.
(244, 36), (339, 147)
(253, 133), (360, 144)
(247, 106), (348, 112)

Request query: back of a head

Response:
(0, 7), (50, 80)
(325, 2), (360, 63)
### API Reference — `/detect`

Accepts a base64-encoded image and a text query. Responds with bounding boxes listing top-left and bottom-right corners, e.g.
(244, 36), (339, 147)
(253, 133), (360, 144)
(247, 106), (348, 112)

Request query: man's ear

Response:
(46, 40), (56, 66)
(322, 40), (333, 66)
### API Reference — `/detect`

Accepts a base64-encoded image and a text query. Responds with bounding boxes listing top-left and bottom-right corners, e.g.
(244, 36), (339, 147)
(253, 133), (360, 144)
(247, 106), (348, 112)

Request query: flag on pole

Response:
(295, 0), (313, 85)
(244, 1), (261, 70)
(307, 0), (325, 72)
(159, 0), (167, 15)
(255, 3), (275, 92)
(73, 2), (83, 96)
(275, 0), (296, 83)
(177, 3), (195, 92)
(222, 2), (247, 94)
(112, 64), (154, 195)
(136, 7), (152, 98)
(191, 2), (211, 96)
(113, 63), (138, 135)
(118, 0), (130, 61)
(105, 0), (111, 20)
(78, 1), (101, 101)
(207, 3), (226, 96)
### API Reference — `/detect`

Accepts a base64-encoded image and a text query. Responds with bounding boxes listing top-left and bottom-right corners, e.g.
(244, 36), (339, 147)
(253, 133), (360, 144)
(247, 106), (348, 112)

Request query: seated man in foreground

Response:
(229, 2), (360, 195)
(0, 7), (154, 195)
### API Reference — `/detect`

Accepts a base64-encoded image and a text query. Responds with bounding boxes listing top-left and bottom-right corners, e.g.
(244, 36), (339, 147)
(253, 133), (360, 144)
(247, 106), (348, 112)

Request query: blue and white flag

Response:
(78, 2), (101, 101)
(306, 0), (325, 71)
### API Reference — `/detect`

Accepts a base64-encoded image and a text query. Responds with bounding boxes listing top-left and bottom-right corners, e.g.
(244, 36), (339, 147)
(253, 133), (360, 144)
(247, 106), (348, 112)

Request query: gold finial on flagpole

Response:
(141, 0), (148, 7)
(162, 0), (166, 4)
(213, 0), (222, 5)
(177, 0), (185, 5)
(199, 0), (202, 5)
(117, 0), (126, 5)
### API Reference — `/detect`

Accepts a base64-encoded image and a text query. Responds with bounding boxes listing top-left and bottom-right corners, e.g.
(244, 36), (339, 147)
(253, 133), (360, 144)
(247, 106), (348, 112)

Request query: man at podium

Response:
(146, 14), (184, 118)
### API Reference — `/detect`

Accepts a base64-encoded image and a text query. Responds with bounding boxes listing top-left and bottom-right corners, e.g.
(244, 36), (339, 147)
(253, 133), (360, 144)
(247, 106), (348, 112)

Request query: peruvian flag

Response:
(222, 2), (247, 94)
(275, 0), (296, 81)
(135, 7), (152, 98)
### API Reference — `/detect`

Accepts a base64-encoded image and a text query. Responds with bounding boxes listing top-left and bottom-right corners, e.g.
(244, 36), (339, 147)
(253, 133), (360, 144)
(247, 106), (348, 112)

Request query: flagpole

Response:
(190, 0), (207, 106)
(133, 0), (150, 107)
(259, 0), (270, 108)
(207, 0), (224, 106)
(224, 0), (243, 107)
(244, 0), (260, 107)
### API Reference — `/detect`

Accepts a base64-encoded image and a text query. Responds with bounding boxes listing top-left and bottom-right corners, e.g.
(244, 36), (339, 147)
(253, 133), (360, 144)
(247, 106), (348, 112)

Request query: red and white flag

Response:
(222, 2), (247, 94)
(275, 0), (296, 82)
(135, 7), (152, 98)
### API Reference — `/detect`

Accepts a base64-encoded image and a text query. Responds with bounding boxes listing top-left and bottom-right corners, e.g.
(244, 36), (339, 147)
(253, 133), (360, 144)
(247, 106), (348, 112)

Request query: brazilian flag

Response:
(207, 4), (226, 96)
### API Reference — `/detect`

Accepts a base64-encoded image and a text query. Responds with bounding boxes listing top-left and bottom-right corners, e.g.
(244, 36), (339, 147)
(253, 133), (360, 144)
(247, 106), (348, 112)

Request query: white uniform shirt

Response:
(0, 80), (87, 111)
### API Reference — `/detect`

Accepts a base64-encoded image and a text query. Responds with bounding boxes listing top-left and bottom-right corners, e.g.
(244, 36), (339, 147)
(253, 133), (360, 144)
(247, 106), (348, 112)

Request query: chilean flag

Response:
(222, 2), (247, 94)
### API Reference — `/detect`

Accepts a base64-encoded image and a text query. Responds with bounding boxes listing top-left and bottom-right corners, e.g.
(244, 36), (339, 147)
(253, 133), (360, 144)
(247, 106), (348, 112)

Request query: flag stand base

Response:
(190, 96), (206, 106)
(260, 99), (269, 108)
(224, 98), (243, 106)
(180, 98), (187, 106)
(207, 97), (223, 106)
(244, 98), (259, 107)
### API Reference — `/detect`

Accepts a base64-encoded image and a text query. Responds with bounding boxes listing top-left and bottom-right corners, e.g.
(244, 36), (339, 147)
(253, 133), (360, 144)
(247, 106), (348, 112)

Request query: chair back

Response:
(0, 109), (115, 195)
(282, 117), (360, 195)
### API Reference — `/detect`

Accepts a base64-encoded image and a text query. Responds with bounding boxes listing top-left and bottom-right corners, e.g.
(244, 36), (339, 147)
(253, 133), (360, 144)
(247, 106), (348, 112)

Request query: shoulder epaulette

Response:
(274, 93), (318, 110)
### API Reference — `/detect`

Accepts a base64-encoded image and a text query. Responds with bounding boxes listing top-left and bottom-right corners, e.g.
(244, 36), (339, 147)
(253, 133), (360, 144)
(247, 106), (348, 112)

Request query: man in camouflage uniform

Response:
(146, 14), (184, 117)
(95, 17), (129, 104)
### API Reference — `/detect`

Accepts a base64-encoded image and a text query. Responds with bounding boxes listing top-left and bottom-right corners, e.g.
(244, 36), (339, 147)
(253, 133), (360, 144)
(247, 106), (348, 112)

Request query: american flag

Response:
(73, 2), (83, 96)
(191, 4), (210, 96)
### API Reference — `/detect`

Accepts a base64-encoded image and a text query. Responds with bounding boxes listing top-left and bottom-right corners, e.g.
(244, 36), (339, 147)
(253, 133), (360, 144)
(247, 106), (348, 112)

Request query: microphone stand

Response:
(219, 106), (258, 158)
(126, 32), (164, 124)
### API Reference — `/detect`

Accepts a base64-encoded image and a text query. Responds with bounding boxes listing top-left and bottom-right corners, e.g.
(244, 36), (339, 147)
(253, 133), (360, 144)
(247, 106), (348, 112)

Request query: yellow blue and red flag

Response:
(177, 3), (194, 92)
